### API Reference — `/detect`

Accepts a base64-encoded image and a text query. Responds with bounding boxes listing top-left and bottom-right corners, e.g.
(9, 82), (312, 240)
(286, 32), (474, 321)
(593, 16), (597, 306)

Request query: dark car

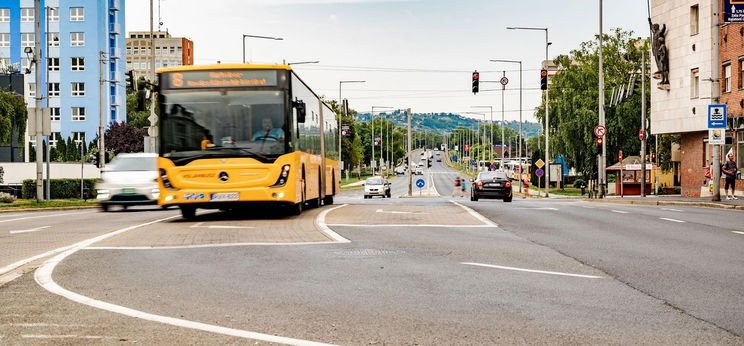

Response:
(471, 171), (512, 202)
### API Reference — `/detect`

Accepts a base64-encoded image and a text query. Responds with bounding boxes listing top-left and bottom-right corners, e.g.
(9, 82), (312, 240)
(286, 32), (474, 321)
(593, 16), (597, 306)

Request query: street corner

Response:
(89, 207), (336, 249)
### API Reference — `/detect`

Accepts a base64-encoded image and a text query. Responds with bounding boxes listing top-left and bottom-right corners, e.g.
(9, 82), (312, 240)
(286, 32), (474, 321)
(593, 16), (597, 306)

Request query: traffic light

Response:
(125, 70), (136, 92)
(540, 69), (548, 90)
(90, 152), (100, 168)
(595, 137), (603, 151)
(472, 70), (479, 94)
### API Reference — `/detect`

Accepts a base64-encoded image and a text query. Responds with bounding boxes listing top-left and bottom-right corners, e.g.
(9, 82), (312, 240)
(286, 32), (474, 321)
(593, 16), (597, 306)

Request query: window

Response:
(0, 8), (9, 22)
(69, 7), (84, 21)
(28, 83), (35, 98)
(48, 58), (59, 71)
(169, 47), (175, 55)
(739, 57), (744, 90)
(47, 32), (59, 47)
(21, 33), (33, 48)
(47, 7), (58, 22)
(48, 83), (60, 97)
(691, 68), (699, 98)
(690, 5), (699, 35)
(0, 33), (9, 47)
(126, 47), (131, 55)
(71, 82), (84, 96)
(70, 32), (84, 47)
(72, 108), (85, 121)
(739, 132), (744, 173)
(72, 131), (85, 144)
(49, 132), (60, 146)
(724, 63), (732, 93)
(50, 108), (60, 121)
(20, 8), (34, 22)
(71, 57), (85, 71)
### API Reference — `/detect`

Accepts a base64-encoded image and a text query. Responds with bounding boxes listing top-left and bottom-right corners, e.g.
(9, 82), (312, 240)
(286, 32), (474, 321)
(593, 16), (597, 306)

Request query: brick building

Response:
(718, 1), (744, 194)
(125, 31), (193, 81)
(651, 0), (743, 197)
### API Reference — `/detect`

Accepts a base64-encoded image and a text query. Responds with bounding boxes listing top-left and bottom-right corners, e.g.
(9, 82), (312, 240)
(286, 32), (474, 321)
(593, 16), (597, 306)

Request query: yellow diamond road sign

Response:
(535, 159), (545, 169)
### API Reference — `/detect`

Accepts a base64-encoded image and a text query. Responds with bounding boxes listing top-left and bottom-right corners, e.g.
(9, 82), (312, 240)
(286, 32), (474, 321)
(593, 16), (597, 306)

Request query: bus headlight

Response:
(160, 169), (178, 190)
(270, 165), (291, 187)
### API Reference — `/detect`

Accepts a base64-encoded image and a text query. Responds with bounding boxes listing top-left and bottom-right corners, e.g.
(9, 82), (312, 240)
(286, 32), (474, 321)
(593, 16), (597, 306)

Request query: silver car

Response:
(95, 153), (160, 211)
(363, 176), (391, 198)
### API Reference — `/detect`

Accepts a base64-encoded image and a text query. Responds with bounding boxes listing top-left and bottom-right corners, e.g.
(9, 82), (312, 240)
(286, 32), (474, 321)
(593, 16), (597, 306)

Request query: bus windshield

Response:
(159, 89), (287, 161)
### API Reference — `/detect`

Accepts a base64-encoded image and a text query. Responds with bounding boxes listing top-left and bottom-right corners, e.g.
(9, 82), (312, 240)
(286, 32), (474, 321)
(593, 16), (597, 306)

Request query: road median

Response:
(583, 198), (743, 210)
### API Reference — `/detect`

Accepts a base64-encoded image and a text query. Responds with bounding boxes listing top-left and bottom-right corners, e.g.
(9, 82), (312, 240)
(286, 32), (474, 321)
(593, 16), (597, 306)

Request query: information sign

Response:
(415, 178), (425, 188)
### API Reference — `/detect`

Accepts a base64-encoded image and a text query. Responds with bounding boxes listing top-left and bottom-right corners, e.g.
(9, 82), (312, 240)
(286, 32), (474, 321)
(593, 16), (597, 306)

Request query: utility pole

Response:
(598, 0), (606, 198)
(711, 0), (722, 201)
(45, 5), (50, 200)
(33, 0), (43, 202)
(407, 108), (412, 196)
(147, 0), (157, 153)
(99, 51), (106, 170)
(501, 71), (506, 169)
(640, 44), (647, 197)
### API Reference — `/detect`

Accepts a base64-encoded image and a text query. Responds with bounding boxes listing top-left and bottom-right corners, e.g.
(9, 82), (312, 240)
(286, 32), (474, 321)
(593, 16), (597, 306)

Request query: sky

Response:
(125, 0), (650, 123)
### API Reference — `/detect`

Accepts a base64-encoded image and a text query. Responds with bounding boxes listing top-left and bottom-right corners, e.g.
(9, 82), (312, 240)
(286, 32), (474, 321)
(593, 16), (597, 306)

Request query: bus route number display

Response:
(165, 70), (278, 89)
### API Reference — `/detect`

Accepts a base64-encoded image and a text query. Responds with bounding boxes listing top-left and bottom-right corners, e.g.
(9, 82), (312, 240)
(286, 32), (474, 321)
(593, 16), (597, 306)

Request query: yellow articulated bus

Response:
(155, 64), (340, 219)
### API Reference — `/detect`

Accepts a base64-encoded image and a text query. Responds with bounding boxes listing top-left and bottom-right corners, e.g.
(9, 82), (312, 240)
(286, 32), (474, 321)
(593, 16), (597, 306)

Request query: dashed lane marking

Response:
(0, 211), (93, 224)
(732, 231), (744, 235)
(659, 217), (685, 223)
(462, 262), (603, 279)
(611, 210), (629, 214)
(35, 215), (336, 346)
(515, 207), (558, 211)
(9, 226), (51, 234)
(661, 208), (682, 212)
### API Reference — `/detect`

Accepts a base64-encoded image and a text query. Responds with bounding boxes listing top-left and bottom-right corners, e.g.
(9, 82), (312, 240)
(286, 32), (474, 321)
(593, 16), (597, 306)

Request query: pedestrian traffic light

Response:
(540, 69), (548, 90)
(472, 70), (480, 94)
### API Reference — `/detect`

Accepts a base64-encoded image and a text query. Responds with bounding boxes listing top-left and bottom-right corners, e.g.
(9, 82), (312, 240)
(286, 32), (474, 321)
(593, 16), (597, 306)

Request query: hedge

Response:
(22, 179), (98, 200)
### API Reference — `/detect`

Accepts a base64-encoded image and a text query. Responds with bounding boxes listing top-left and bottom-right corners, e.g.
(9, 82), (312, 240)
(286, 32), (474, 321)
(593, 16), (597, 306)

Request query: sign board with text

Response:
(709, 128), (725, 145)
(724, 0), (744, 22)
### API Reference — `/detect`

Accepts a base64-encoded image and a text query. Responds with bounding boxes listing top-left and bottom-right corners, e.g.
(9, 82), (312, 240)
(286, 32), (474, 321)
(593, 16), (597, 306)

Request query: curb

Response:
(0, 205), (99, 213)
(583, 198), (742, 210)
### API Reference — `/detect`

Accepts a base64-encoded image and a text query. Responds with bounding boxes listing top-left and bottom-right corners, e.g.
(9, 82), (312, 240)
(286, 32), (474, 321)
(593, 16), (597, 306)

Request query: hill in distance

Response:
(355, 111), (541, 138)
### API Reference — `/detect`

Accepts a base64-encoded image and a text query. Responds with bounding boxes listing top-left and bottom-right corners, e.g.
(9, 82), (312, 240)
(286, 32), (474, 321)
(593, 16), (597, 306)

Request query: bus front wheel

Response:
(180, 206), (196, 219)
(288, 202), (303, 215)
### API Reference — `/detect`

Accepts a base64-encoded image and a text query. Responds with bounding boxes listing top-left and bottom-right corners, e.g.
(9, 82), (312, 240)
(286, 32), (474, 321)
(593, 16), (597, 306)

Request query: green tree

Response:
(0, 90), (27, 145)
(535, 29), (651, 181)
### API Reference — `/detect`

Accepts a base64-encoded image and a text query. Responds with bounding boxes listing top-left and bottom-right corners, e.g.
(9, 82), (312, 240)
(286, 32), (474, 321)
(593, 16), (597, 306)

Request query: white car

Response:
(394, 165), (407, 175)
(95, 153), (160, 211)
(415, 166), (424, 175)
(363, 176), (391, 198)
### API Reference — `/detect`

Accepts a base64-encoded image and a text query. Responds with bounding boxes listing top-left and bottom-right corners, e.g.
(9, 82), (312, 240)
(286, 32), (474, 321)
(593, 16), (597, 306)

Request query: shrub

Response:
(573, 179), (586, 189)
(0, 192), (15, 203)
(22, 179), (98, 200)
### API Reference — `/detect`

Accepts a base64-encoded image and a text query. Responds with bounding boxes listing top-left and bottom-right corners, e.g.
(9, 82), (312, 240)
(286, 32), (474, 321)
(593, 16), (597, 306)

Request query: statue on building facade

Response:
(650, 20), (670, 90)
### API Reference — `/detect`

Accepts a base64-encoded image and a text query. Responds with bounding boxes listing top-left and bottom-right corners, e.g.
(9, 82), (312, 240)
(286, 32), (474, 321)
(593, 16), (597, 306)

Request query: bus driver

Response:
(252, 117), (285, 142)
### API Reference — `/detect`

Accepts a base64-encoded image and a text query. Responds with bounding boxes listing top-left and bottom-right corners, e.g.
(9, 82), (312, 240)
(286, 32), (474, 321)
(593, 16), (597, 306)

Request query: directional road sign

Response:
(535, 168), (545, 177)
(535, 159), (545, 169)
(594, 125), (606, 138)
(415, 178), (425, 188)
(708, 104), (727, 128)
(452, 155), (458, 162)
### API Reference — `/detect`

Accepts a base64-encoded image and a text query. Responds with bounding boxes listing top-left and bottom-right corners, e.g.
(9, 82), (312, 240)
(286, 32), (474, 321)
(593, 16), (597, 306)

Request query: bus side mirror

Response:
(294, 100), (306, 123)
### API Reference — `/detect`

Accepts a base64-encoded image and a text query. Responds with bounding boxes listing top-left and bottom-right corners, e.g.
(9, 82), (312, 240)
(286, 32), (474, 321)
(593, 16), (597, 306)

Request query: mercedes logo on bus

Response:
(219, 172), (229, 182)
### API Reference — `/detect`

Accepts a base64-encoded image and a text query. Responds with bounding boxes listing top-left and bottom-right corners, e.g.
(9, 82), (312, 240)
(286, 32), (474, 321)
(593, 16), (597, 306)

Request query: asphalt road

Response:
(0, 155), (742, 345)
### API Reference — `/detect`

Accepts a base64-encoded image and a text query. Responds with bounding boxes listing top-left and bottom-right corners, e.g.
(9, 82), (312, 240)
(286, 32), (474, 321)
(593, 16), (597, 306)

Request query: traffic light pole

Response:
(599, 0), (607, 198)
(544, 30), (550, 198)
(711, 0), (722, 201)
(407, 108), (412, 197)
(99, 51), (106, 170)
(640, 46), (647, 197)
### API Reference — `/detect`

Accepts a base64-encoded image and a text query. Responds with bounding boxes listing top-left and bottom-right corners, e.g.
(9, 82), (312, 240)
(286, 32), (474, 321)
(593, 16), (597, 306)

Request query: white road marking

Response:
(0, 244), (76, 276)
(449, 200), (499, 227)
(35, 215), (336, 346)
(0, 271), (22, 286)
(580, 205), (596, 209)
(189, 222), (254, 229)
(0, 211), (92, 224)
(85, 241), (342, 250)
(732, 231), (744, 235)
(515, 207), (558, 211)
(374, 209), (428, 215)
(659, 217), (685, 223)
(611, 210), (629, 214)
(9, 226), (51, 234)
(462, 262), (603, 279)
(661, 208), (682, 212)
(327, 224), (497, 228)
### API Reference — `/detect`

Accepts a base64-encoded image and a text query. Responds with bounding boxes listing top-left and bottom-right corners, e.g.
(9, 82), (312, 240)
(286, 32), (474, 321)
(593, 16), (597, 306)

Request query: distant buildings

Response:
(0, 0), (126, 161)
(125, 30), (193, 81)
(650, 0), (743, 196)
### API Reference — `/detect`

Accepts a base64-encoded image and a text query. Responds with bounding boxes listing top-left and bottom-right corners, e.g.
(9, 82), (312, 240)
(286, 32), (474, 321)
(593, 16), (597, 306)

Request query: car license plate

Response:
(210, 192), (239, 201)
(488, 183), (501, 187)
(122, 188), (136, 194)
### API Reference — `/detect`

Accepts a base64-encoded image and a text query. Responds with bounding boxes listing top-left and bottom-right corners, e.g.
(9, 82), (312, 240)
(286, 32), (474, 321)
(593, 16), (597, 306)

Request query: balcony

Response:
(109, 47), (121, 59)
(110, 23), (120, 35)
(110, 95), (121, 106)
(110, 0), (120, 11)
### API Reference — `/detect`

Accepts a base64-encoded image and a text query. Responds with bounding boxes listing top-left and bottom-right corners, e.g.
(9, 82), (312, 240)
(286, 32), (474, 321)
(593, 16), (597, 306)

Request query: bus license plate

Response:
(210, 192), (239, 201)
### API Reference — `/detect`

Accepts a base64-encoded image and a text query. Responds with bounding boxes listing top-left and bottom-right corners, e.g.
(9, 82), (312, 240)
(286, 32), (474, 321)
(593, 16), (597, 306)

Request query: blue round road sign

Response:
(415, 178), (425, 188)
(452, 155), (458, 162)
(535, 168), (544, 177)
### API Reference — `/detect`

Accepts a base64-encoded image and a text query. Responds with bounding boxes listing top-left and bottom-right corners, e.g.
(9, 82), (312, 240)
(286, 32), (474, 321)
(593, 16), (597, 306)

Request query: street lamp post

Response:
(508, 26), (550, 197)
(490, 59), (523, 192)
(371, 106), (393, 175)
(471, 106), (493, 164)
(338, 80), (365, 176)
(287, 61), (319, 66)
(242, 34), (283, 64)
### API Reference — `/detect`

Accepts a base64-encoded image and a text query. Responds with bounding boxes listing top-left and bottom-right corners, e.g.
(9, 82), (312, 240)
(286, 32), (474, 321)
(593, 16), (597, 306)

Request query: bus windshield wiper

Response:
(205, 147), (271, 162)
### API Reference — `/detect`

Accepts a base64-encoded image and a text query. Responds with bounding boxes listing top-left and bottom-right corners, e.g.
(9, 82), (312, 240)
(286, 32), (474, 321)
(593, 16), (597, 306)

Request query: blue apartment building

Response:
(0, 0), (126, 160)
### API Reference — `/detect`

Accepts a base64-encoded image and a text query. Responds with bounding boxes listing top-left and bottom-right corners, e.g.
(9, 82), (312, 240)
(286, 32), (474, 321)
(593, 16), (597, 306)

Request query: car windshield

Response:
(366, 177), (384, 185)
(478, 171), (507, 180)
(159, 90), (287, 161)
(108, 156), (156, 171)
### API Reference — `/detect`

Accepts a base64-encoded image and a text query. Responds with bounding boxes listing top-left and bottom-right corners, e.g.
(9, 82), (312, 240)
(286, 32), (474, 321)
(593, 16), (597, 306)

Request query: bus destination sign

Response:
(165, 70), (278, 89)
